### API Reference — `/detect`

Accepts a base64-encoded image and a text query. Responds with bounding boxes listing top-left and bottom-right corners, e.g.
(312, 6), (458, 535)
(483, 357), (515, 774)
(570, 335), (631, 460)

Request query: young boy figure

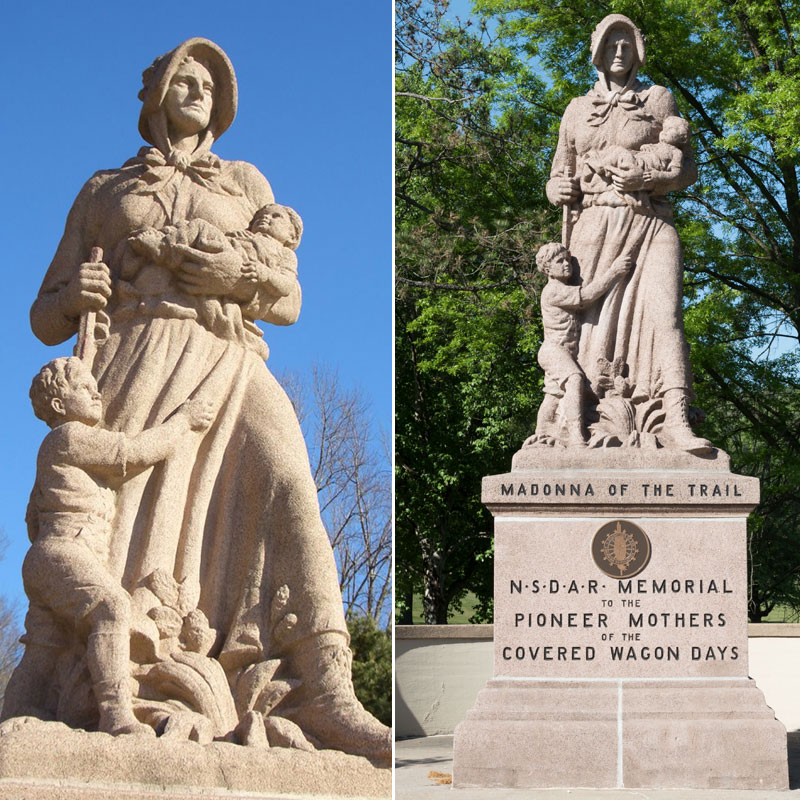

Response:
(533, 243), (632, 445)
(2, 357), (213, 736)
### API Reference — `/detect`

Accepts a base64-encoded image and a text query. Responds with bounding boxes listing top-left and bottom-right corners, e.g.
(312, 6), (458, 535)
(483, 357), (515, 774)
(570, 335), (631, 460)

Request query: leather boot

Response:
(660, 388), (713, 454)
(276, 632), (390, 761)
(88, 632), (154, 737)
(563, 375), (587, 446)
(94, 678), (154, 736)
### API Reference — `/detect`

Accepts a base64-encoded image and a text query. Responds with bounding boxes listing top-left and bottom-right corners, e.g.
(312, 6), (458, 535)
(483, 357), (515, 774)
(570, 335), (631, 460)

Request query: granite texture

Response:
(454, 678), (788, 789)
(453, 463), (787, 788)
(3, 35), (389, 784)
(511, 446), (730, 471)
(523, 14), (714, 457)
(452, 15), (790, 777)
(399, 734), (800, 799)
(492, 515), (748, 680)
(0, 719), (389, 797)
(484, 470), (760, 510)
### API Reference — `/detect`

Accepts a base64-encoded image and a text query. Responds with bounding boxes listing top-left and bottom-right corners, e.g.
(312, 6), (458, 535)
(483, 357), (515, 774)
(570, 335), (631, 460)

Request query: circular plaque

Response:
(591, 519), (651, 579)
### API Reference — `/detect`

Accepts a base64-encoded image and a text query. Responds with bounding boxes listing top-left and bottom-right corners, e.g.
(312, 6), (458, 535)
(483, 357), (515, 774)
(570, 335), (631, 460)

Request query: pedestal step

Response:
(0, 719), (390, 797)
(453, 678), (788, 789)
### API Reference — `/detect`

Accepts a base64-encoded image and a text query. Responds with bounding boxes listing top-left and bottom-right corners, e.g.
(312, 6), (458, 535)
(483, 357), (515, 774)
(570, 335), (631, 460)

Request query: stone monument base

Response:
(0, 720), (390, 798)
(0, 781), (375, 800)
(455, 464), (790, 789)
(453, 677), (788, 789)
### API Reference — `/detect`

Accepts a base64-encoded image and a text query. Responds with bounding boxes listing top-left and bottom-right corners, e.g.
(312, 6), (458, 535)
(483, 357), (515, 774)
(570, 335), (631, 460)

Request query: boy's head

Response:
(30, 357), (102, 428)
(250, 203), (303, 250)
(536, 242), (573, 281)
(660, 116), (690, 147)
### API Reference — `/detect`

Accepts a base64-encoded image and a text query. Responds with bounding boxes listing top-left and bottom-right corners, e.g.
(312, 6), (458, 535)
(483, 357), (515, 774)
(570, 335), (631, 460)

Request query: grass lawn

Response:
(763, 604), (800, 623)
(400, 592), (484, 624)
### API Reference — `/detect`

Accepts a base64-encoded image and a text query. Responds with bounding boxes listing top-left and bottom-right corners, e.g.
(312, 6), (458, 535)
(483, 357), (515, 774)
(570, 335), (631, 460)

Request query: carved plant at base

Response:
(270, 583), (298, 641)
(524, 355), (706, 451)
(588, 357), (664, 448)
(521, 431), (558, 448)
(231, 656), (310, 751)
(589, 396), (665, 448)
(228, 584), (311, 751)
(129, 574), (311, 749)
(134, 651), (235, 742)
(45, 575), (313, 748)
(129, 568), (235, 740)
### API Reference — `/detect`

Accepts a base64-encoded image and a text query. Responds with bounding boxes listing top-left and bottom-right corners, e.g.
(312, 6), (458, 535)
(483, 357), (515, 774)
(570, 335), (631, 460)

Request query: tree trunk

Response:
(422, 555), (449, 623)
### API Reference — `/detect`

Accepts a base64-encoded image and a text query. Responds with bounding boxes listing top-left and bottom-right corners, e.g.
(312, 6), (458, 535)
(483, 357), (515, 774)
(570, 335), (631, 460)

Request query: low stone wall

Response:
(395, 625), (493, 738)
(395, 623), (800, 738)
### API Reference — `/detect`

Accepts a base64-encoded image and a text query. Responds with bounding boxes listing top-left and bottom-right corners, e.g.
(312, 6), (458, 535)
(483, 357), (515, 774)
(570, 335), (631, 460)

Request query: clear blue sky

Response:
(0, 1), (391, 613)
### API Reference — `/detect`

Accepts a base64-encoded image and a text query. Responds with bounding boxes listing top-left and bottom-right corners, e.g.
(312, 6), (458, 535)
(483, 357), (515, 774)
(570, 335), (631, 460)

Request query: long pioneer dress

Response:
(22, 38), (390, 759)
(31, 147), (347, 686)
(549, 77), (697, 404)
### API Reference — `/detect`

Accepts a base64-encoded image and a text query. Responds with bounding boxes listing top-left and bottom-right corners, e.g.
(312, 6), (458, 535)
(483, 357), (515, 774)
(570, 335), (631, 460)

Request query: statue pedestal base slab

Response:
(454, 677), (787, 789)
(0, 720), (390, 798)
(453, 462), (788, 789)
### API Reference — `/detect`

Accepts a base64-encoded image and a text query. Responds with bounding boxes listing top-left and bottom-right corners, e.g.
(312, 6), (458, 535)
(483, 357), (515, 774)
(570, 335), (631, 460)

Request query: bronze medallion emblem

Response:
(591, 520), (651, 579)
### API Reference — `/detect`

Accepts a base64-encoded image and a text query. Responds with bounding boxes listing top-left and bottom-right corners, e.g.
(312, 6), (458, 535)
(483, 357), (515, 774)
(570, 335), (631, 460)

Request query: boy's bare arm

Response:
(580, 256), (634, 306)
(125, 399), (215, 469)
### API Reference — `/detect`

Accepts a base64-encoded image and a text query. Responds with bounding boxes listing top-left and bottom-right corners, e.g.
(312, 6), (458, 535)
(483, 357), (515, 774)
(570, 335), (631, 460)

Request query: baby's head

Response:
(660, 116), (690, 147)
(250, 204), (303, 250)
(536, 242), (573, 282)
(129, 227), (167, 259)
(30, 357), (102, 428)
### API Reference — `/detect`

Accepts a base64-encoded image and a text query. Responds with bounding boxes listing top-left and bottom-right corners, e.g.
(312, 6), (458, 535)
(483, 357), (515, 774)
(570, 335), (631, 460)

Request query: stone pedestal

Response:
(0, 720), (390, 798)
(453, 462), (789, 789)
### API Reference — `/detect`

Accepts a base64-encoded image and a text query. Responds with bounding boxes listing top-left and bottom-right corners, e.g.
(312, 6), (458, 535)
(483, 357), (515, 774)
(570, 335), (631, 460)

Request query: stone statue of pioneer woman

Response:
(529, 14), (713, 454)
(3, 37), (389, 760)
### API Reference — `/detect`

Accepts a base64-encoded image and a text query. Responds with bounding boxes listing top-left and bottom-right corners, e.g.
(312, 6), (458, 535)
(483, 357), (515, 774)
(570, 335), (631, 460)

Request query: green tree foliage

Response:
(397, 0), (800, 622)
(396, 0), (555, 623)
(347, 614), (391, 726)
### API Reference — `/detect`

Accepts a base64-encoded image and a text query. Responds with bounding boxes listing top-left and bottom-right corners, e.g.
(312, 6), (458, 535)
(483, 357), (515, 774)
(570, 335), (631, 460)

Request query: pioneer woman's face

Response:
(603, 29), (635, 78)
(163, 59), (215, 137)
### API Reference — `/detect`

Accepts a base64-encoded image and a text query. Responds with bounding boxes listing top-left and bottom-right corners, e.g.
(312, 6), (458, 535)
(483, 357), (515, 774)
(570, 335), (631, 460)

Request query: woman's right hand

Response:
(609, 161), (645, 192)
(546, 176), (581, 206)
(58, 260), (112, 319)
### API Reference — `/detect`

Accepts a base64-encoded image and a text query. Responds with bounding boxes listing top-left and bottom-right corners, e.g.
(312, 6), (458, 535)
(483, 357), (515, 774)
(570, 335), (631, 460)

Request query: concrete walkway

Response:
(396, 734), (800, 799)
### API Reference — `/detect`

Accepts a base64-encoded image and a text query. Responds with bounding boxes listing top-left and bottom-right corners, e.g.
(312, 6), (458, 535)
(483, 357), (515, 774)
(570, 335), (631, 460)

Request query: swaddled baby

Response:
(127, 202), (302, 299)
(582, 116), (690, 214)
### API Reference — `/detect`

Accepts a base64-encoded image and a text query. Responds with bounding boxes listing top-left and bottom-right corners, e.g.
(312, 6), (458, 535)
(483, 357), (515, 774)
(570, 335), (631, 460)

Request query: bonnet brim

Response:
(138, 37), (238, 146)
(590, 14), (646, 69)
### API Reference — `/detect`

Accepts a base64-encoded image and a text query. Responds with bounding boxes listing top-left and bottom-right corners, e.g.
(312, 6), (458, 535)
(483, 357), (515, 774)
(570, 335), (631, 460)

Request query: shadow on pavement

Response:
(788, 732), (800, 789)
(395, 755), (451, 769)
